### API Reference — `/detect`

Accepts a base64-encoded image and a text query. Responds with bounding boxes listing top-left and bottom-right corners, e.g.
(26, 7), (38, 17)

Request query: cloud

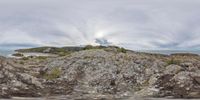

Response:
(95, 38), (112, 46)
(0, 0), (200, 50)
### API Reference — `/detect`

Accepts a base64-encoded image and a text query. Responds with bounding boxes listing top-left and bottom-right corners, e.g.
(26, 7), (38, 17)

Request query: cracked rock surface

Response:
(1, 47), (200, 99)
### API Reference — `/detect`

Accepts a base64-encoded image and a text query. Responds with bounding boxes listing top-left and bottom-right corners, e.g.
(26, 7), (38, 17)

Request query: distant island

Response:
(1, 45), (200, 99)
(13, 45), (127, 57)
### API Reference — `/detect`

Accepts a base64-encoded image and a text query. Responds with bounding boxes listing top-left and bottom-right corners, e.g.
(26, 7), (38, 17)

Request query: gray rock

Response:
(1, 47), (200, 99)
(0, 57), (43, 98)
(164, 65), (182, 75)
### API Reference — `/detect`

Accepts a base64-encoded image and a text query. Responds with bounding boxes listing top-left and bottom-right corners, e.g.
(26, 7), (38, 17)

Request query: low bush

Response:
(117, 47), (127, 53)
(44, 67), (62, 80)
(166, 58), (180, 65)
(36, 56), (48, 60)
(22, 57), (29, 60)
(12, 53), (24, 57)
(58, 52), (71, 56)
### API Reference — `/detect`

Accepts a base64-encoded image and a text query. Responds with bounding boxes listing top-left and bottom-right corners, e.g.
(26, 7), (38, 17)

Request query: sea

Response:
(0, 50), (14, 57)
(138, 50), (200, 55)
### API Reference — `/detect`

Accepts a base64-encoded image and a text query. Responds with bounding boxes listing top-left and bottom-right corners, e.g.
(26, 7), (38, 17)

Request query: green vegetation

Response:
(58, 52), (71, 56)
(83, 45), (94, 50)
(19, 61), (24, 65)
(117, 47), (127, 53)
(12, 53), (24, 57)
(36, 56), (48, 60)
(16, 46), (82, 56)
(83, 45), (107, 50)
(18, 47), (64, 54)
(166, 58), (180, 65)
(82, 45), (128, 53)
(22, 57), (29, 60)
(16, 45), (128, 57)
(171, 53), (199, 57)
(44, 67), (62, 80)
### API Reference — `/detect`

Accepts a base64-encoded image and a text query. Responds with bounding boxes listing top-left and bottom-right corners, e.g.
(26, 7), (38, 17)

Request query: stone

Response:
(1, 46), (200, 99)
(164, 65), (182, 75)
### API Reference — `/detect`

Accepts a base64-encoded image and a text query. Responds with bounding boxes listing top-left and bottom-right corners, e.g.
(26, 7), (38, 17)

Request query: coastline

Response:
(1, 49), (200, 58)
(1, 46), (200, 58)
(137, 50), (200, 55)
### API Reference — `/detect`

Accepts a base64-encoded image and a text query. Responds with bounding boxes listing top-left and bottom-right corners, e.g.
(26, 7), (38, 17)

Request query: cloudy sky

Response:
(0, 0), (200, 50)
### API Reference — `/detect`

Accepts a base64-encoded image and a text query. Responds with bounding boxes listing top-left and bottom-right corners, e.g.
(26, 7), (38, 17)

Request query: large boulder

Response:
(164, 65), (183, 75)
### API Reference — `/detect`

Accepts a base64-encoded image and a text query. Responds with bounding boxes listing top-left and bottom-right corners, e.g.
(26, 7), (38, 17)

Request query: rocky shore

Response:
(1, 46), (200, 99)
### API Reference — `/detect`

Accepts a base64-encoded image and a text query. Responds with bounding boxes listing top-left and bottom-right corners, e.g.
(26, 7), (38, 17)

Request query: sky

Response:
(0, 0), (200, 50)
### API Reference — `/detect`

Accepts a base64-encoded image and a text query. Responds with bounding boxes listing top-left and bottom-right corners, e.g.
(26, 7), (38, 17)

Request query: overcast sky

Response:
(0, 0), (200, 50)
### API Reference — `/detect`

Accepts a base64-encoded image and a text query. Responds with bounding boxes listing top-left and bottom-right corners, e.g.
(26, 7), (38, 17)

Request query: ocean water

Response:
(139, 50), (200, 55)
(0, 50), (14, 57)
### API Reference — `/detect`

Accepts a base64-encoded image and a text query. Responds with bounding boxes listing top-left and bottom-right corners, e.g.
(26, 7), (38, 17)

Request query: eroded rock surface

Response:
(0, 57), (43, 98)
(1, 47), (200, 99)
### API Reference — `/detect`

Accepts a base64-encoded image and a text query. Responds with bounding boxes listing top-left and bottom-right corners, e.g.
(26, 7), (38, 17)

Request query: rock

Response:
(43, 79), (76, 95)
(164, 65), (183, 75)
(43, 48), (52, 53)
(194, 77), (200, 84)
(180, 62), (198, 71)
(156, 71), (200, 98)
(1, 46), (200, 99)
(135, 87), (159, 97)
(0, 57), (43, 98)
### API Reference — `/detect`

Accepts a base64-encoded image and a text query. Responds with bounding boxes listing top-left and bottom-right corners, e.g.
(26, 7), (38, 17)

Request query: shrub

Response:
(58, 52), (70, 56)
(19, 61), (24, 65)
(36, 56), (48, 60)
(166, 58), (180, 65)
(83, 45), (107, 50)
(83, 45), (94, 50)
(12, 53), (24, 57)
(44, 67), (62, 80)
(117, 47), (127, 53)
(22, 57), (29, 60)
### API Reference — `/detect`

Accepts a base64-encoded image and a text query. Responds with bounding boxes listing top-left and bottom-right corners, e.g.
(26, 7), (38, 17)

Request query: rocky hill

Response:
(1, 46), (200, 99)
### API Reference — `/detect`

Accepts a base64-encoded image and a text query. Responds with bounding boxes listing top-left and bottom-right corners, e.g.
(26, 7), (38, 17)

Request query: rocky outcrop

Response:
(1, 46), (200, 99)
(0, 57), (43, 98)
(41, 49), (166, 98)
(156, 65), (200, 98)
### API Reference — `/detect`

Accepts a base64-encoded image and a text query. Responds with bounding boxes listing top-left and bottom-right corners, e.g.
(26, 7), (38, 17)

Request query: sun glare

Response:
(95, 31), (105, 38)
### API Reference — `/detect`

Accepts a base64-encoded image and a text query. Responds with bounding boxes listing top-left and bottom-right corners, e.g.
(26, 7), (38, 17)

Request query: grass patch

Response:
(83, 45), (107, 50)
(36, 56), (48, 60)
(58, 52), (71, 56)
(12, 53), (24, 57)
(44, 67), (62, 80)
(117, 47), (127, 53)
(19, 61), (24, 65)
(22, 57), (29, 60)
(166, 58), (181, 65)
